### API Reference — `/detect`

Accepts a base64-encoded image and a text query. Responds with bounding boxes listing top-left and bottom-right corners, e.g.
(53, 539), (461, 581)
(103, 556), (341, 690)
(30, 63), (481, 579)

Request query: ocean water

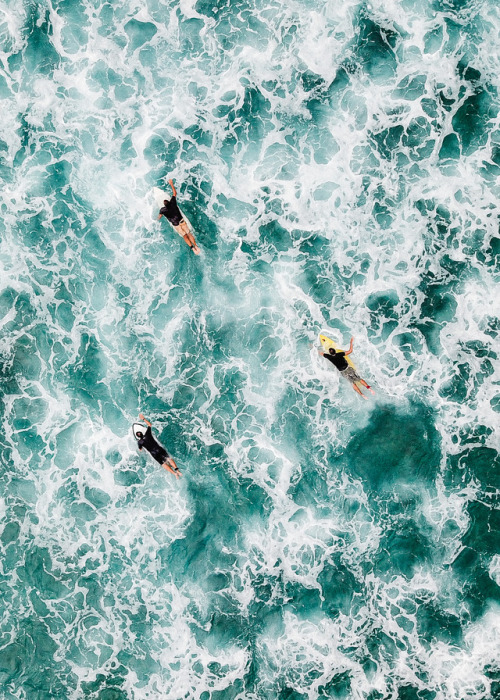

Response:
(0, 0), (499, 697)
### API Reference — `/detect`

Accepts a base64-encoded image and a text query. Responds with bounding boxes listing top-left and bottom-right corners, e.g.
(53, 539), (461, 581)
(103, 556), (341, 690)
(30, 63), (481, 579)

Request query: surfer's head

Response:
(136, 431), (144, 439)
(328, 347), (337, 355)
(164, 200), (169, 205)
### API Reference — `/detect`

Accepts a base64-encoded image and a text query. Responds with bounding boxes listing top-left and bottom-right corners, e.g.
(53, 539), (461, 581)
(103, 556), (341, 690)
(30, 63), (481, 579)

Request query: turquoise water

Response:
(1, 0), (500, 697)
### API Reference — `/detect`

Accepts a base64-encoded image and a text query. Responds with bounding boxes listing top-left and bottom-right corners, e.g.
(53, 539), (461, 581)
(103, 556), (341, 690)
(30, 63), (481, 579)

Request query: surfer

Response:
(157, 179), (200, 254)
(319, 337), (374, 399)
(134, 413), (182, 479)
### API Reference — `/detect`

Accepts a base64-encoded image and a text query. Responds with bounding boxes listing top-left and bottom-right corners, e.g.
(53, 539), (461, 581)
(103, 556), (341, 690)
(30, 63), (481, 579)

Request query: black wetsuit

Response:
(159, 196), (184, 226)
(137, 426), (170, 464)
(324, 351), (348, 371)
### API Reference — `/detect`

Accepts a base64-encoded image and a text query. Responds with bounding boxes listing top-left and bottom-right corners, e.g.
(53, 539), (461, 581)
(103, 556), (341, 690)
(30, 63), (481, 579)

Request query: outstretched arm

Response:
(169, 179), (177, 197)
(345, 337), (354, 356)
(139, 413), (152, 427)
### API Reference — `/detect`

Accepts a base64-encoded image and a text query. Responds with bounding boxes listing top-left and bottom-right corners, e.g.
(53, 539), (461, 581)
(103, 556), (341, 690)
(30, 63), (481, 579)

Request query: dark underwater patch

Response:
(374, 519), (433, 579)
(65, 332), (110, 405)
(451, 544), (500, 621)
(351, 15), (399, 82)
(81, 667), (134, 699)
(343, 403), (441, 492)
(463, 501), (500, 557)
(317, 670), (352, 699)
(397, 686), (437, 700)
(446, 445), (500, 491)
(161, 474), (268, 588)
(19, 7), (61, 76)
(452, 87), (496, 156)
(124, 19), (157, 52)
(318, 554), (362, 618)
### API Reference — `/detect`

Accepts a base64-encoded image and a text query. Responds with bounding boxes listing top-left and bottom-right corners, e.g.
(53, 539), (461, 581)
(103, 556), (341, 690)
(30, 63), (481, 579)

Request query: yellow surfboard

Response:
(319, 333), (358, 371)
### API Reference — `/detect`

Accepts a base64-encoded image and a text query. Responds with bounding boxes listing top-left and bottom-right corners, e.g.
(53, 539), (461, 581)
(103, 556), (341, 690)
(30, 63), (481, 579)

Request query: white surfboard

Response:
(132, 422), (147, 440)
(153, 186), (195, 235)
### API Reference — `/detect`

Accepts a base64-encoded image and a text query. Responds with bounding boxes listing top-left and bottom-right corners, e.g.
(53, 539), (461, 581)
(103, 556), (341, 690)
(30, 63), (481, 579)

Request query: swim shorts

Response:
(340, 366), (362, 384)
(149, 446), (170, 465)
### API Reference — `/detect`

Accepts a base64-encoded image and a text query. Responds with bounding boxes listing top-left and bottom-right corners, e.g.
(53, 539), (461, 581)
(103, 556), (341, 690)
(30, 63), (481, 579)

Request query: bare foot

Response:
(193, 246), (200, 255)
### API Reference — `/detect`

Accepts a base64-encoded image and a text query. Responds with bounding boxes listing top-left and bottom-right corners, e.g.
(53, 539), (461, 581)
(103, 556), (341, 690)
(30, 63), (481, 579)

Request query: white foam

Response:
(1, 0), (499, 696)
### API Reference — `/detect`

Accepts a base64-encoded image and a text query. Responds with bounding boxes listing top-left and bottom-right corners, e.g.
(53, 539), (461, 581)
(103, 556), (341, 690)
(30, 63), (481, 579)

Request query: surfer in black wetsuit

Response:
(158, 179), (200, 255)
(319, 337), (374, 400)
(135, 413), (182, 479)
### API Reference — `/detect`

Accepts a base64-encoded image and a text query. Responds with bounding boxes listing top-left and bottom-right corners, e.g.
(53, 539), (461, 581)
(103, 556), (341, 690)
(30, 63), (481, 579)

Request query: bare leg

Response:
(173, 221), (200, 254)
(179, 222), (199, 251)
(360, 379), (375, 394)
(183, 233), (200, 254)
(167, 457), (181, 477)
(186, 230), (200, 253)
(162, 461), (180, 478)
(168, 457), (181, 475)
(352, 383), (367, 400)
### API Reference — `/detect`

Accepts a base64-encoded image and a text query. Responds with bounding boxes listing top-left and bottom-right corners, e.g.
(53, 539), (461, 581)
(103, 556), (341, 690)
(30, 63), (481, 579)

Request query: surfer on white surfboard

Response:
(319, 337), (374, 400)
(157, 179), (200, 255)
(134, 413), (182, 479)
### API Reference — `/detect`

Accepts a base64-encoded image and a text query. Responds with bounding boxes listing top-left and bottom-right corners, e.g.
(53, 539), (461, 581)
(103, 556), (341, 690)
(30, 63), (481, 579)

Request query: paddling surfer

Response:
(319, 337), (374, 399)
(157, 179), (200, 254)
(134, 413), (182, 479)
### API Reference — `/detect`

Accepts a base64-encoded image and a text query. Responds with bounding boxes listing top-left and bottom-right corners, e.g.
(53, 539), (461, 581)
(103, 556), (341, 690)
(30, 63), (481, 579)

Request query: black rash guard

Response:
(137, 426), (170, 464)
(159, 196), (184, 226)
(324, 351), (349, 371)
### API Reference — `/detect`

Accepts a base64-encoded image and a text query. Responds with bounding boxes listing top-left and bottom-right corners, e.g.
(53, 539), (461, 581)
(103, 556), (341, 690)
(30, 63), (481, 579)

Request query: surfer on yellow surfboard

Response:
(319, 335), (374, 400)
(157, 179), (200, 255)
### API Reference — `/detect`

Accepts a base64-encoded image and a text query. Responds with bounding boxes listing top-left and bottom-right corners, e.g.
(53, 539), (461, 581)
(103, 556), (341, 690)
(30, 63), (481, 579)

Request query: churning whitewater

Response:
(0, 0), (499, 698)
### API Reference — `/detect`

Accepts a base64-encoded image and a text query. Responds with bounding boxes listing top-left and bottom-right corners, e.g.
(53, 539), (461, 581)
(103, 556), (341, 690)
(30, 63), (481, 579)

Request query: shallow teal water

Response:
(0, 0), (500, 698)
